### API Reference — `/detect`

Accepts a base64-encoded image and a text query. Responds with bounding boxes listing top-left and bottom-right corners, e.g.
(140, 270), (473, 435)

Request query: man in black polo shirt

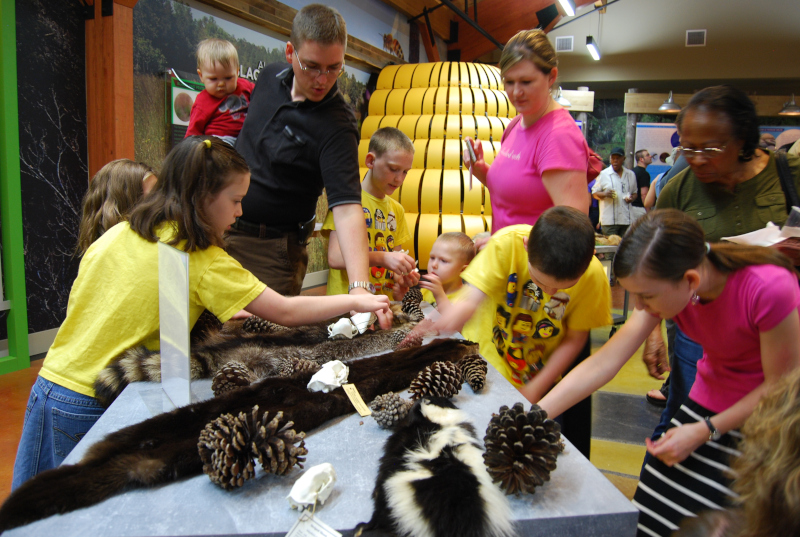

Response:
(231, 5), (390, 327)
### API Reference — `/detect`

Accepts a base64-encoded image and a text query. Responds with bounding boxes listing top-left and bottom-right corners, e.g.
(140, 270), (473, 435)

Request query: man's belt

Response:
(232, 214), (316, 245)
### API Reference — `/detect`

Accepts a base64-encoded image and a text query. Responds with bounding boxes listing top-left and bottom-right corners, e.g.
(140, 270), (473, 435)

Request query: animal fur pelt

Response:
(94, 303), (419, 407)
(356, 398), (514, 537)
(0, 339), (478, 533)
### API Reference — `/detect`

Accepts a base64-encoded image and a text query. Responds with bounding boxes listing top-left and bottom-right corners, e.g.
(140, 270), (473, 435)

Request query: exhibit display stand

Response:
(6, 348), (638, 537)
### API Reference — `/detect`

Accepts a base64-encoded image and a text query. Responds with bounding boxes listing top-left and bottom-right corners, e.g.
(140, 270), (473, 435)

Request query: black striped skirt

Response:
(632, 399), (742, 537)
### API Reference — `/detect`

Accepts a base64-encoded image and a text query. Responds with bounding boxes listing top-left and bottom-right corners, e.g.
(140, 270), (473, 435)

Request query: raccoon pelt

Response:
(356, 397), (515, 537)
(0, 339), (478, 533)
(94, 303), (419, 407)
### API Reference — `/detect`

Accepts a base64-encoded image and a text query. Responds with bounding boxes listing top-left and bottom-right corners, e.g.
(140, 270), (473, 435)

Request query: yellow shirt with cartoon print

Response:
(460, 225), (611, 387)
(322, 190), (411, 299)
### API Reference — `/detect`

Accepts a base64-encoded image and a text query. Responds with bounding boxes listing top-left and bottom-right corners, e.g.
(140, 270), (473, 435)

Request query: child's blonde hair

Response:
(196, 38), (239, 71)
(76, 159), (154, 256)
(368, 127), (414, 158)
(435, 232), (476, 265)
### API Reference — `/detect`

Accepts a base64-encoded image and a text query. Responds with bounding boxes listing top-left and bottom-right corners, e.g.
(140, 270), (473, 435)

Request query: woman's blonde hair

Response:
(731, 368), (800, 537)
(498, 28), (558, 78)
(76, 159), (154, 256)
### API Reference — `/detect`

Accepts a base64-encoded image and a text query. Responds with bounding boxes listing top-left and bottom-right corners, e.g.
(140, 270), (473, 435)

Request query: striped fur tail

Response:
(94, 346), (162, 408)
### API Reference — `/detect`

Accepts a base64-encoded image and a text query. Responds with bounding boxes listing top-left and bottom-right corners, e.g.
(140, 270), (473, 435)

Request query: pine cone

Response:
(198, 410), (257, 490)
(276, 357), (321, 377)
(389, 329), (411, 347)
(401, 287), (425, 321)
(483, 403), (564, 495)
(369, 392), (413, 429)
(212, 361), (257, 396)
(459, 354), (488, 392)
(251, 409), (308, 476)
(408, 361), (463, 400)
(242, 315), (281, 334)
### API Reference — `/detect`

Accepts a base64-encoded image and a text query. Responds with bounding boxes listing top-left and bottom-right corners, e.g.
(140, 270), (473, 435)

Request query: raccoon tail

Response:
(0, 438), (200, 533)
(93, 346), (163, 408)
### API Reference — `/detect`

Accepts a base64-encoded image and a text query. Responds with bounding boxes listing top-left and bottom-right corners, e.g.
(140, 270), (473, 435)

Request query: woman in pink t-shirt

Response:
(538, 209), (800, 537)
(464, 29), (589, 234)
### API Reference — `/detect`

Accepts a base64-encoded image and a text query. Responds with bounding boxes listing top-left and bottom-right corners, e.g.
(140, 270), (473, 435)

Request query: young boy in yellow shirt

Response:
(419, 232), (476, 313)
(324, 127), (419, 299)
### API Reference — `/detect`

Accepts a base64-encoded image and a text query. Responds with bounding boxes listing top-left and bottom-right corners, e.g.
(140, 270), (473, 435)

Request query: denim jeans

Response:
(11, 376), (105, 491)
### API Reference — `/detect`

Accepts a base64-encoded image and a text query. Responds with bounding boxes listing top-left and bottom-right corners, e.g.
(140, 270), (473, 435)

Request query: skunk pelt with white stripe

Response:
(356, 397), (515, 537)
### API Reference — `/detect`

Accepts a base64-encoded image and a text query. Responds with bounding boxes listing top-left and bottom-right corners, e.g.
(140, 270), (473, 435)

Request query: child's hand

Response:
(644, 422), (708, 467)
(419, 273), (445, 301)
(383, 251), (416, 275)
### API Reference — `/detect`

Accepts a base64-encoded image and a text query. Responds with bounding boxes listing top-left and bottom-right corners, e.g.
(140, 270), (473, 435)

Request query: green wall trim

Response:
(0, 0), (31, 373)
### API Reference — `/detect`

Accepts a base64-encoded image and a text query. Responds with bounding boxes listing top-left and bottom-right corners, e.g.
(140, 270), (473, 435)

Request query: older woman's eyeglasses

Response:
(294, 51), (345, 79)
(677, 145), (727, 159)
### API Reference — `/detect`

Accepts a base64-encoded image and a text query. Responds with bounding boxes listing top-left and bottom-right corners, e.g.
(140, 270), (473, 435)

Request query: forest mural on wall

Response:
(2, 0), (88, 339)
(133, 0), (372, 272)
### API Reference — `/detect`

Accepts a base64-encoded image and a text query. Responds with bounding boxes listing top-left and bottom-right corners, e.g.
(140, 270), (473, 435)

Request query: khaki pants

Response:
(225, 228), (308, 296)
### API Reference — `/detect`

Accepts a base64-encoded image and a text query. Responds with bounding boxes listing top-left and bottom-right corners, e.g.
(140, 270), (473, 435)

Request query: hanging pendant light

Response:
(554, 87), (572, 107)
(658, 91), (681, 113)
(557, 0), (575, 17)
(586, 36), (600, 60)
(779, 94), (800, 116)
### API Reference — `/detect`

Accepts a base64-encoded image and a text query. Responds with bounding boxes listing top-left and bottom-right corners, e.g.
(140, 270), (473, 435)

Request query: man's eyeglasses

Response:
(677, 145), (727, 159)
(294, 50), (345, 79)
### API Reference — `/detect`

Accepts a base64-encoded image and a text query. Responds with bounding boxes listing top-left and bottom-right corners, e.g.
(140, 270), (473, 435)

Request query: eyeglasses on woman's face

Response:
(294, 50), (344, 79)
(676, 144), (728, 160)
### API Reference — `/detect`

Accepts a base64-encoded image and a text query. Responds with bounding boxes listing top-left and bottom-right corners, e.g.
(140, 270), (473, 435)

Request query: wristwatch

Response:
(703, 416), (721, 441)
(349, 281), (376, 294)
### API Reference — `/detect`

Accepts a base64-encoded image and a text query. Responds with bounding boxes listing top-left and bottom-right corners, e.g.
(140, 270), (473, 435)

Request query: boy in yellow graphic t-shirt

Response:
(323, 127), (419, 300)
(435, 206), (611, 403)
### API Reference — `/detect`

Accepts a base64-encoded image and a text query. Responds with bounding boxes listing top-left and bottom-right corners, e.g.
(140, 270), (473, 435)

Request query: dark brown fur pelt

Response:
(94, 307), (419, 408)
(0, 339), (478, 533)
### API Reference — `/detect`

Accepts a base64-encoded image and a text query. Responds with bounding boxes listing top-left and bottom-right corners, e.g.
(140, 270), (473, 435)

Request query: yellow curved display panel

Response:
(354, 61), (511, 270)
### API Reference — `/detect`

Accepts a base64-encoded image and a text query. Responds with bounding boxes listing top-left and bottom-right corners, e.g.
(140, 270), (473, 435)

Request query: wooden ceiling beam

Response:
(377, 0), (454, 41)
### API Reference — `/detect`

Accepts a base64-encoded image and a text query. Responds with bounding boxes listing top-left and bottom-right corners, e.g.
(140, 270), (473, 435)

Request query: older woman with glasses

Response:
(642, 85), (800, 465)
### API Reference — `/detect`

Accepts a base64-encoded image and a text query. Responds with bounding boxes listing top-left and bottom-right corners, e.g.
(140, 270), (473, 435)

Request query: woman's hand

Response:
(645, 421), (709, 466)
(350, 292), (392, 319)
(463, 138), (489, 183)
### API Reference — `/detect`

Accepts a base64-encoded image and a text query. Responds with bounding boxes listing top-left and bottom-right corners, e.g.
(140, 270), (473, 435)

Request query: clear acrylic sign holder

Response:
(158, 242), (192, 410)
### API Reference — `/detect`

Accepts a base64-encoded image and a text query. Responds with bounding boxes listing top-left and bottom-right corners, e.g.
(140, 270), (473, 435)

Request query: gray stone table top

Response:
(8, 342), (637, 537)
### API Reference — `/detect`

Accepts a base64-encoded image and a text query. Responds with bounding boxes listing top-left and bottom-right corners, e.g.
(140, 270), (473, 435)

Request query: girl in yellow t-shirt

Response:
(12, 137), (391, 490)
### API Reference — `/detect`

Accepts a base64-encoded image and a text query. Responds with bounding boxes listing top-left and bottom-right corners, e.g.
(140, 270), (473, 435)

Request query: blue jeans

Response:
(11, 376), (105, 491)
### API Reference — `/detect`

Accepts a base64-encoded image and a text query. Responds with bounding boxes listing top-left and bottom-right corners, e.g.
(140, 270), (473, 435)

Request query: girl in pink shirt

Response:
(538, 209), (800, 537)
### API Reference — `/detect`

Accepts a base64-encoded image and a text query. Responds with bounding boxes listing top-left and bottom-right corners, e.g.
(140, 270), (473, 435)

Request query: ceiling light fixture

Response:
(554, 87), (572, 107)
(658, 91), (682, 113)
(779, 94), (800, 116)
(586, 36), (600, 60)
(557, 0), (575, 17)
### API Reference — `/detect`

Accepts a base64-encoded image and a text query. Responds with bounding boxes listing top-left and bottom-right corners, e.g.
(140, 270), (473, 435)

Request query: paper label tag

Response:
(285, 511), (342, 537)
(342, 383), (371, 416)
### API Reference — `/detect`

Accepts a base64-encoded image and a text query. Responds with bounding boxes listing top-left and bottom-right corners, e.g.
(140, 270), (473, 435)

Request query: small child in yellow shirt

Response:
(323, 127), (419, 299)
(419, 232), (476, 314)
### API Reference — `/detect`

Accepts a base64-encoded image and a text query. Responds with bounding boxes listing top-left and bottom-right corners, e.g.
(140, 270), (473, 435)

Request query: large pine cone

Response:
(483, 403), (564, 495)
(459, 354), (488, 392)
(408, 361), (462, 400)
(242, 315), (281, 334)
(212, 361), (258, 396)
(276, 357), (321, 377)
(251, 409), (308, 476)
(369, 392), (413, 429)
(198, 406), (307, 489)
(198, 410), (258, 490)
(401, 287), (425, 321)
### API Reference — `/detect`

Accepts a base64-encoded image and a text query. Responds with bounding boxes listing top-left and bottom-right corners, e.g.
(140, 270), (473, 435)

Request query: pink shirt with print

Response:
(486, 108), (587, 233)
